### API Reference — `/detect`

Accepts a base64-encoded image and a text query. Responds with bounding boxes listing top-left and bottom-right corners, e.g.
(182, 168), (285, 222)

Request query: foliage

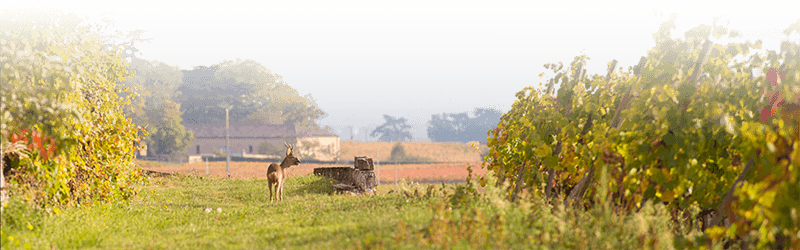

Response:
(175, 59), (326, 127)
(121, 57), (183, 122)
(145, 100), (194, 159)
(390, 142), (407, 161)
(484, 15), (800, 248)
(257, 141), (283, 156)
(212, 148), (228, 158)
(391, 167), (692, 249)
(121, 57), (184, 141)
(371, 114), (413, 142)
(0, 8), (146, 207)
(427, 108), (503, 144)
(295, 138), (338, 162)
(259, 136), (340, 162)
(386, 143), (435, 163)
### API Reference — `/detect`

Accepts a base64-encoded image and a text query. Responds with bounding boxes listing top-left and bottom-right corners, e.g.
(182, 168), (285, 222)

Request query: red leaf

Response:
(761, 106), (772, 123)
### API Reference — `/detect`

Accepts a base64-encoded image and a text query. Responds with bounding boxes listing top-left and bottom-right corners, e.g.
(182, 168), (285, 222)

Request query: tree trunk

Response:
(710, 158), (755, 227)
(545, 142), (561, 200)
(567, 164), (595, 207)
(511, 160), (526, 202)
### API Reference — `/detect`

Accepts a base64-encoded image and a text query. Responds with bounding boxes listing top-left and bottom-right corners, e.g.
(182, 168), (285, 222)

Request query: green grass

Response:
(1, 173), (723, 250)
(0, 174), (440, 249)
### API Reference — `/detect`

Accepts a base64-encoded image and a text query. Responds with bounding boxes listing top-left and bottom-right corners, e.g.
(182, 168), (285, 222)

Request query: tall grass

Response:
(1, 169), (732, 249)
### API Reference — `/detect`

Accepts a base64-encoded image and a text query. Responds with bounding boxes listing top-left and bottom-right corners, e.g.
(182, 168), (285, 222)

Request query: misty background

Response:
(4, 1), (799, 142)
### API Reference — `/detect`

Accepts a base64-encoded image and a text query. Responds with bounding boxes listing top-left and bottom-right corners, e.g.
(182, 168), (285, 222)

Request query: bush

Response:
(1, 8), (146, 208)
(389, 143), (406, 162)
(257, 141), (282, 156)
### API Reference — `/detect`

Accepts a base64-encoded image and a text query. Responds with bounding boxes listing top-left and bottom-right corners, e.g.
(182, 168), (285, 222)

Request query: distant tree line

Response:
(427, 108), (502, 144)
(121, 57), (326, 158)
(369, 108), (502, 144)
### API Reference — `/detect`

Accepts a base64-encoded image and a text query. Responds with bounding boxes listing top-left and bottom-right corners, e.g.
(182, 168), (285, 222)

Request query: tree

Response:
(258, 141), (283, 156)
(146, 101), (195, 159)
(121, 57), (184, 127)
(370, 115), (413, 142)
(175, 59), (326, 127)
(427, 108), (502, 143)
(389, 143), (407, 161)
(120, 58), (186, 154)
(258, 135), (299, 157)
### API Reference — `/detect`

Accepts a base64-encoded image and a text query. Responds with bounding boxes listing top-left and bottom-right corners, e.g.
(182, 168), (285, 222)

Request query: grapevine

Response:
(484, 17), (800, 248)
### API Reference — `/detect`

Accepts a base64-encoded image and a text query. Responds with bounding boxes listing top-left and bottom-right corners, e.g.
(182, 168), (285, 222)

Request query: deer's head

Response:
(283, 142), (301, 166)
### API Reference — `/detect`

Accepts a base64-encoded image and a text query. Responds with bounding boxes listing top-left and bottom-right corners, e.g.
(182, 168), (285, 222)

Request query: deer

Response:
(267, 142), (301, 202)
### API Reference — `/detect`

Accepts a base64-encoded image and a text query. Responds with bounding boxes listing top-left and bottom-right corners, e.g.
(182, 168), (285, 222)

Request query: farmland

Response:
(140, 162), (486, 184)
(339, 141), (489, 163)
(139, 141), (490, 183)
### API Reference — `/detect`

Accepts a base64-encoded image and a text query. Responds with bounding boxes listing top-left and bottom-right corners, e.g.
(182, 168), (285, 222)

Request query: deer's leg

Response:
(269, 181), (274, 202)
(279, 180), (285, 201)
(278, 181), (282, 201)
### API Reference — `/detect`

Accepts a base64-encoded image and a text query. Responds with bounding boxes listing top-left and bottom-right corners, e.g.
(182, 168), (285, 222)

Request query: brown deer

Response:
(267, 142), (301, 202)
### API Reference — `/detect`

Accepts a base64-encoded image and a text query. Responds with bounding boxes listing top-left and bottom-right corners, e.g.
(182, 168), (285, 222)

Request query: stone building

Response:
(184, 124), (340, 161)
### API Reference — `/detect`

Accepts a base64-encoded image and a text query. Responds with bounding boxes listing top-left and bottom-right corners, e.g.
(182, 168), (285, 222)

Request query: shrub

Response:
(1, 8), (146, 208)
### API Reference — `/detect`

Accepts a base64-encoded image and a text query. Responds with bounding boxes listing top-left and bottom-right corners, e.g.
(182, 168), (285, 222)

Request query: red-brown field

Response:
(138, 161), (486, 183)
(340, 141), (488, 163)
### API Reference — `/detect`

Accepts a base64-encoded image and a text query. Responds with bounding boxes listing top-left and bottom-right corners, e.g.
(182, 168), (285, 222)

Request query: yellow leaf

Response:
(705, 226), (727, 241)
(660, 190), (675, 202)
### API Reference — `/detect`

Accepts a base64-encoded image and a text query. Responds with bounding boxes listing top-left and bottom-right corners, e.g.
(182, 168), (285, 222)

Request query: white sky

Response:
(3, 1), (799, 141)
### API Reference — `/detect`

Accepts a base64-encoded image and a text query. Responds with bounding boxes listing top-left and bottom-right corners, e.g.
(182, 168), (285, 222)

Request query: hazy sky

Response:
(4, 1), (799, 141)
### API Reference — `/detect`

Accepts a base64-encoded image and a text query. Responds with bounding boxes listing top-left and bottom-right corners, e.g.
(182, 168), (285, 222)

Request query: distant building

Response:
(185, 124), (340, 161)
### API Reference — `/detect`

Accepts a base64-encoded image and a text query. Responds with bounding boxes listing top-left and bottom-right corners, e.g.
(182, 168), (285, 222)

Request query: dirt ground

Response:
(139, 161), (487, 183)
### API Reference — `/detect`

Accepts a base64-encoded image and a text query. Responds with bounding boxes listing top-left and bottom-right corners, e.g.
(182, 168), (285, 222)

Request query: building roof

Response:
(184, 124), (337, 139)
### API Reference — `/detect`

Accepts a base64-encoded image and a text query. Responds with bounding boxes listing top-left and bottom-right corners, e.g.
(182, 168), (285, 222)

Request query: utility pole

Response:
(226, 108), (230, 178)
(377, 149), (380, 185)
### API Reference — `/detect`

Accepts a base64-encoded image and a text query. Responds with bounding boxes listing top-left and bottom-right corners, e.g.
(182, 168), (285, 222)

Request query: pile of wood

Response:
(313, 156), (376, 194)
